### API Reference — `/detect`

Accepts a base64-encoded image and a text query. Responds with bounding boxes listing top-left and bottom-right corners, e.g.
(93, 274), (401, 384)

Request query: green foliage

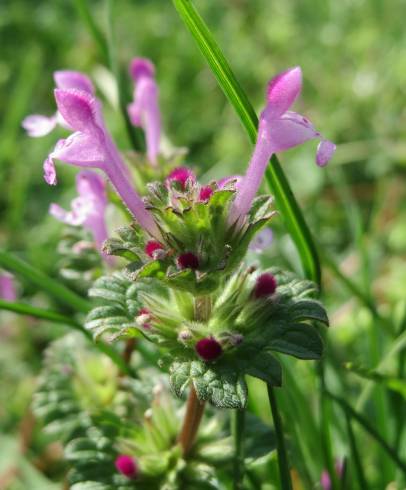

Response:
(103, 180), (275, 295)
(85, 272), (142, 340)
(57, 226), (103, 294)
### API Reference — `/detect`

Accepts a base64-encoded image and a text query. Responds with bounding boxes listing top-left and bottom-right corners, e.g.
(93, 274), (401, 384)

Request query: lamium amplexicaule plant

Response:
(12, 10), (340, 490)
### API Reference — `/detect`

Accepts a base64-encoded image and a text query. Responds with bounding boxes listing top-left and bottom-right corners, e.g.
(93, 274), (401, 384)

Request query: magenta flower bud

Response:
(115, 454), (138, 479)
(229, 66), (336, 224)
(166, 167), (196, 190)
(196, 337), (223, 361)
(254, 273), (277, 298)
(128, 58), (161, 166)
(0, 273), (17, 301)
(145, 240), (164, 258)
(177, 252), (199, 270)
(199, 186), (214, 202)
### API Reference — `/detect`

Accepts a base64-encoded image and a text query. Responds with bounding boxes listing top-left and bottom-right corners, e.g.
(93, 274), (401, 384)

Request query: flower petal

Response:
(217, 175), (243, 189)
(76, 170), (106, 204)
(316, 140), (336, 166)
(0, 274), (17, 301)
(51, 132), (106, 169)
(129, 58), (155, 81)
(266, 66), (302, 117)
(49, 203), (78, 226)
(127, 100), (142, 126)
(261, 111), (320, 153)
(22, 114), (57, 137)
(54, 89), (99, 134)
(54, 70), (95, 94)
(43, 156), (57, 185)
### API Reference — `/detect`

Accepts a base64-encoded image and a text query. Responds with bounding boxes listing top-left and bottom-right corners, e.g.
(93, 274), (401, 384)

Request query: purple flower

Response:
(229, 67), (336, 223)
(22, 71), (94, 137)
(50, 170), (111, 260)
(0, 273), (17, 301)
(44, 88), (160, 238)
(128, 58), (161, 166)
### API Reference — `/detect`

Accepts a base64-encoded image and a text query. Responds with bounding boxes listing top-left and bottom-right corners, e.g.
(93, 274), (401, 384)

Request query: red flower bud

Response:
(199, 185), (214, 202)
(195, 337), (223, 361)
(177, 252), (199, 270)
(115, 454), (138, 479)
(254, 273), (277, 298)
(166, 166), (195, 190)
(145, 240), (164, 258)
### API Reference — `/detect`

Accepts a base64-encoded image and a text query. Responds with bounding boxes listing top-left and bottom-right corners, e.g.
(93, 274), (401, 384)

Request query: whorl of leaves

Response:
(166, 268), (328, 409)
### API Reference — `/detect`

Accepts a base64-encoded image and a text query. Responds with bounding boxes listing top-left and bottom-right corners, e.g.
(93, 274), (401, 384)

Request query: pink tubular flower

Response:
(0, 273), (17, 301)
(115, 454), (138, 479)
(229, 67), (336, 223)
(49, 170), (111, 259)
(22, 71), (95, 138)
(128, 58), (161, 166)
(44, 88), (160, 238)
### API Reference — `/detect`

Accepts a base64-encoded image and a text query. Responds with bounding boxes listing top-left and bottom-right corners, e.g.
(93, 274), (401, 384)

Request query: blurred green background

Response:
(1, 0), (405, 488)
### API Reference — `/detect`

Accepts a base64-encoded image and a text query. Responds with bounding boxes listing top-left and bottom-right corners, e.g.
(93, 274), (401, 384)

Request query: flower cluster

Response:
(26, 58), (333, 486)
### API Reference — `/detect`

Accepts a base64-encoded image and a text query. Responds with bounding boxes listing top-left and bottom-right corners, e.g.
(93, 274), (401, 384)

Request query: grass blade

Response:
(345, 413), (368, 489)
(0, 249), (90, 313)
(0, 298), (132, 376)
(326, 390), (406, 476)
(172, 0), (321, 285)
(73, 0), (109, 64)
(0, 299), (82, 329)
(105, 0), (144, 151)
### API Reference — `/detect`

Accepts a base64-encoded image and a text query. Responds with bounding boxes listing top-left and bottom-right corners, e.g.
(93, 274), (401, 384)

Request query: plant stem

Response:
(318, 361), (340, 490)
(267, 385), (293, 490)
(178, 295), (211, 456)
(231, 409), (246, 490)
(178, 385), (206, 456)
